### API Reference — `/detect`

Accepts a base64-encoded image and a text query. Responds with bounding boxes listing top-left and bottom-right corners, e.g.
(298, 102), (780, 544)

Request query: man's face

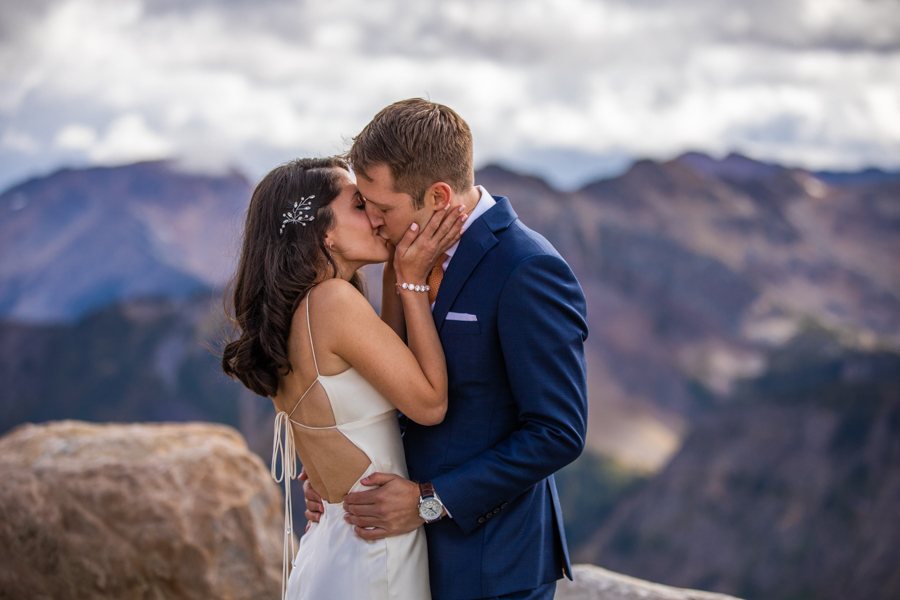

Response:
(357, 163), (433, 246)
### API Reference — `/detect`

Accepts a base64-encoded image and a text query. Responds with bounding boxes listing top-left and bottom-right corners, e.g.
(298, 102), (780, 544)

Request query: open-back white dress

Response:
(271, 294), (431, 600)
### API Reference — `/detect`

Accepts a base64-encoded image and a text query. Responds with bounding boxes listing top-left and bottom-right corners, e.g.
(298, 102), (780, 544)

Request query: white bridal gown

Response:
(271, 297), (431, 600)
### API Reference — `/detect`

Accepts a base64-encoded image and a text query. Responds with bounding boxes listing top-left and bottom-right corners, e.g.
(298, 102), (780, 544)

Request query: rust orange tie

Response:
(427, 253), (448, 305)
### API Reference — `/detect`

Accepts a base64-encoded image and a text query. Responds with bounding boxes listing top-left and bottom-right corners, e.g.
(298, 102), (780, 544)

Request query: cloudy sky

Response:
(1, 0), (899, 191)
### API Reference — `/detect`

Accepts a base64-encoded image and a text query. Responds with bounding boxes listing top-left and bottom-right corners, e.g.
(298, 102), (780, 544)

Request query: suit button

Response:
(478, 517), (485, 524)
(493, 507), (500, 514)
(501, 503), (508, 509)
(485, 512), (493, 519)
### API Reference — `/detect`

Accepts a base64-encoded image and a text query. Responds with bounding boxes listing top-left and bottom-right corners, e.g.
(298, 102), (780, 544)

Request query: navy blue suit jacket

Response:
(404, 197), (589, 600)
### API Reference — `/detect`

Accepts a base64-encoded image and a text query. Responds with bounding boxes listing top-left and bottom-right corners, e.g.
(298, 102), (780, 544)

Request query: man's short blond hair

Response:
(349, 99), (474, 209)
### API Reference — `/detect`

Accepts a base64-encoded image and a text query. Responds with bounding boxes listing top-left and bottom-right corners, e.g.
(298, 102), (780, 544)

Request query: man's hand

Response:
(342, 472), (423, 541)
(299, 469), (323, 530)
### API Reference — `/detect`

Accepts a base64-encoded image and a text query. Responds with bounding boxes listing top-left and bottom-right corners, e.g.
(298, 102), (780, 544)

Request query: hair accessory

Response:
(395, 282), (431, 294)
(280, 195), (316, 234)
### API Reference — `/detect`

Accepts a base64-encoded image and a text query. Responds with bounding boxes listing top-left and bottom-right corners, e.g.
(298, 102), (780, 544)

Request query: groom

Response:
(305, 99), (588, 600)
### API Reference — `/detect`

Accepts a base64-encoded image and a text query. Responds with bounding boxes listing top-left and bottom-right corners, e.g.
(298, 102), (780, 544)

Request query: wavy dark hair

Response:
(222, 157), (363, 398)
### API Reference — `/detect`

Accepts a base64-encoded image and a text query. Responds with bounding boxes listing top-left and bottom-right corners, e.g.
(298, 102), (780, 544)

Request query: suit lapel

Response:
(432, 197), (517, 331)
(433, 217), (497, 331)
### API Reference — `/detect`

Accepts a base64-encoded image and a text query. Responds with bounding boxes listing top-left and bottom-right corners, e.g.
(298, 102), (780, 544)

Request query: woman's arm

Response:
(379, 249), (406, 340)
(323, 206), (466, 425)
(390, 205), (466, 420)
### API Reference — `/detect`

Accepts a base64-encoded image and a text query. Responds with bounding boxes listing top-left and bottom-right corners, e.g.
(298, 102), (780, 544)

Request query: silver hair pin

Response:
(280, 195), (316, 234)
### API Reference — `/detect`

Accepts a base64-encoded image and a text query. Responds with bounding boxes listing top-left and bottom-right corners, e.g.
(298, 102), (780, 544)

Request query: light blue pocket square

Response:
(446, 312), (478, 322)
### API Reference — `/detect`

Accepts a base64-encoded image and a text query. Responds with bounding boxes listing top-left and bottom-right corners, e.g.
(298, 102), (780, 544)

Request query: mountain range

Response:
(577, 329), (900, 600)
(0, 162), (250, 321)
(1, 154), (898, 600)
(2, 155), (899, 470)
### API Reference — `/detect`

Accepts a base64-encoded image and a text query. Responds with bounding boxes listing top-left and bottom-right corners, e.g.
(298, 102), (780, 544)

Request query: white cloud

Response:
(89, 113), (172, 162)
(0, 0), (899, 191)
(54, 123), (97, 150)
(1, 129), (40, 154)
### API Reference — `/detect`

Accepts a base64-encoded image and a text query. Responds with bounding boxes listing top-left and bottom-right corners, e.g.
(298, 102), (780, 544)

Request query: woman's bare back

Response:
(274, 294), (375, 503)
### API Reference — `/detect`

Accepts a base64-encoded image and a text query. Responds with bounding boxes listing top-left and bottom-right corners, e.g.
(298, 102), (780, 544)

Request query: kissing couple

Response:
(223, 99), (589, 600)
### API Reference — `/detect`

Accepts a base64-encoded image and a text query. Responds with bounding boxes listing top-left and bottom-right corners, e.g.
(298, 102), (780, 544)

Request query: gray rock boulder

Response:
(0, 421), (283, 599)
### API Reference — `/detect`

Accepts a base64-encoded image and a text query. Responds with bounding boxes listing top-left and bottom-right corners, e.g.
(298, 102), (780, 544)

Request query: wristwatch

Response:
(417, 482), (445, 522)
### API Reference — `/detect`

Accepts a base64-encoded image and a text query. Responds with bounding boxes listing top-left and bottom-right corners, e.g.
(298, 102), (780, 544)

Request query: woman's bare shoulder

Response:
(312, 278), (369, 307)
(303, 279), (377, 326)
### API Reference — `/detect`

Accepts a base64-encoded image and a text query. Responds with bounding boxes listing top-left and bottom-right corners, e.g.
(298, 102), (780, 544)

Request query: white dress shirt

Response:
(430, 186), (495, 311)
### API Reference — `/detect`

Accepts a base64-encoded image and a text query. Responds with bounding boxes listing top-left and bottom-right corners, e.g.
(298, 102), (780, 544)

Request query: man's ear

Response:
(426, 182), (453, 211)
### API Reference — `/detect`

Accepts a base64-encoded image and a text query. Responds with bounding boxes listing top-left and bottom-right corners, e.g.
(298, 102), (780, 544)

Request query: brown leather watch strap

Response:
(419, 482), (436, 499)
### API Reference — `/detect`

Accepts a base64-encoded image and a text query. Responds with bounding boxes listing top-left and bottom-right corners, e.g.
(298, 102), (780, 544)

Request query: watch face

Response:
(419, 498), (442, 521)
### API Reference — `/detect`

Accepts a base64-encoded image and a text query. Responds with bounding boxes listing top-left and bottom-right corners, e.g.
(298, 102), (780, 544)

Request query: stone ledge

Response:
(557, 564), (743, 600)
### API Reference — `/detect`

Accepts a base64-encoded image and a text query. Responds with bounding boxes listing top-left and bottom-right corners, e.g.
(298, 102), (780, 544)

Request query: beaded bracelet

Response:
(395, 282), (431, 294)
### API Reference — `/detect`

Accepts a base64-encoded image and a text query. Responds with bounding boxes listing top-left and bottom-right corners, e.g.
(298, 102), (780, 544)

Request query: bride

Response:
(222, 157), (465, 599)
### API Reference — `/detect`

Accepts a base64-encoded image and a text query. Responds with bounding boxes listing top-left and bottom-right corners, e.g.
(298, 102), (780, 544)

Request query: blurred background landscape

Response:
(1, 1), (899, 600)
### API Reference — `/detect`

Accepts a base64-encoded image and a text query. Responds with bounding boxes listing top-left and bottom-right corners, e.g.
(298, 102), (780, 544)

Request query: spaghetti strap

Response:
(285, 292), (320, 419)
(289, 419), (338, 431)
(287, 380), (317, 418)
(272, 289), (322, 598)
(305, 291), (320, 377)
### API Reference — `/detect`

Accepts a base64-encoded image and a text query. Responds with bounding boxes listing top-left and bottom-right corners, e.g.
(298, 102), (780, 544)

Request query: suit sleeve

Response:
(430, 253), (589, 535)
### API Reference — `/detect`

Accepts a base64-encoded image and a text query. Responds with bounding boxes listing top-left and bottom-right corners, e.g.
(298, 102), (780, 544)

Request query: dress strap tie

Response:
(272, 410), (298, 600)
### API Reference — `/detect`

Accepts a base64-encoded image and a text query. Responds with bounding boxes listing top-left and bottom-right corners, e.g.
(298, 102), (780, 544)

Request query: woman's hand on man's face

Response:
(393, 205), (466, 283)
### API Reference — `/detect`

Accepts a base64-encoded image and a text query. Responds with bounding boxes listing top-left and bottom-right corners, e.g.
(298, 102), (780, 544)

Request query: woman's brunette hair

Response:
(222, 157), (362, 398)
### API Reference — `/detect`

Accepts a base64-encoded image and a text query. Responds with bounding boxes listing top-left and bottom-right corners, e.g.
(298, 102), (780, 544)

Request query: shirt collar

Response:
(444, 185), (495, 260)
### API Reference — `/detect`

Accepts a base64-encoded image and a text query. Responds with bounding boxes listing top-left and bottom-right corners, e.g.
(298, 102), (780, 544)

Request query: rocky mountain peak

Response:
(0, 161), (251, 322)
